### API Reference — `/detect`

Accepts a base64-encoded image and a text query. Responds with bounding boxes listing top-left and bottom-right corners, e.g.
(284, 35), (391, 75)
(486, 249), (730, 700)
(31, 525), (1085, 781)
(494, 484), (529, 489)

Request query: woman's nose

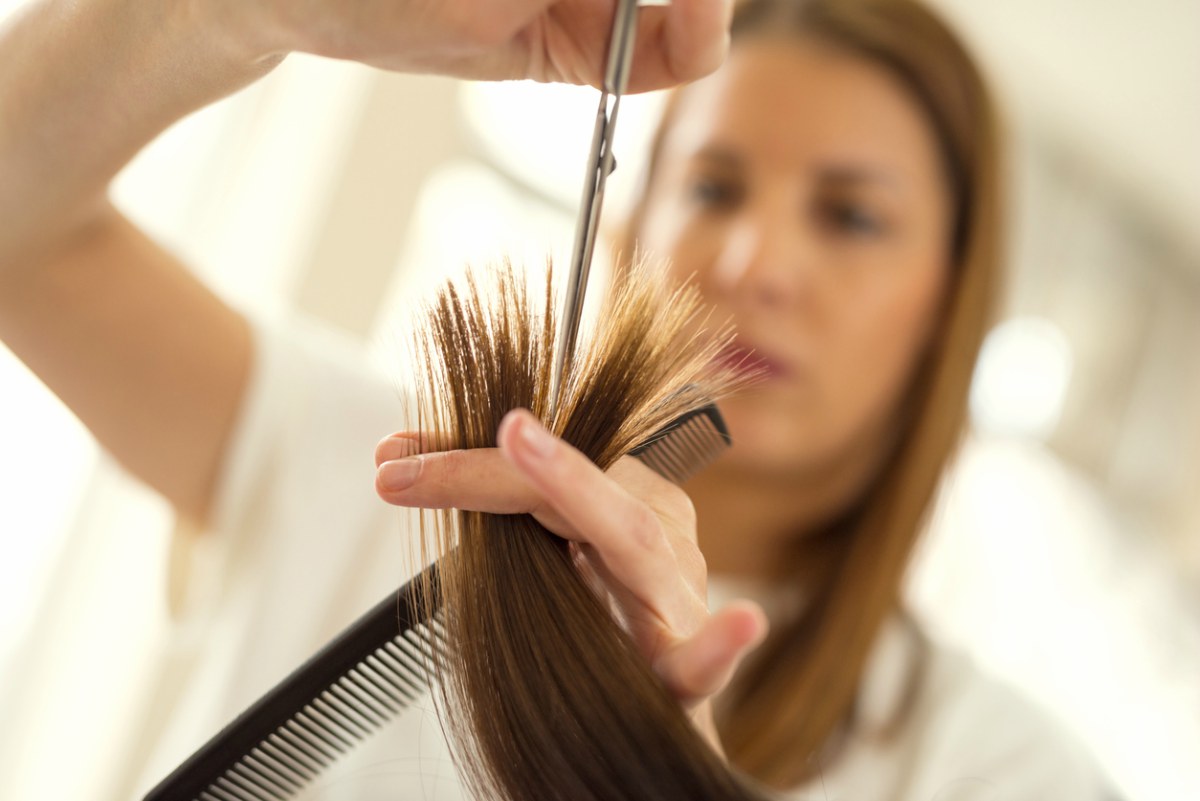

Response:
(710, 208), (810, 307)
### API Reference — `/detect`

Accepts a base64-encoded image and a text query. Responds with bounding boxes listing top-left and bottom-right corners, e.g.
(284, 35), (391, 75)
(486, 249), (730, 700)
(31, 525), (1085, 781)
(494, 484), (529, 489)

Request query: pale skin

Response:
(376, 37), (954, 744)
(644, 38), (953, 577)
(374, 410), (769, 752)
(0, 0), (733, 522)
(0, 0), (755, 756)
(1, 0), (950, 760)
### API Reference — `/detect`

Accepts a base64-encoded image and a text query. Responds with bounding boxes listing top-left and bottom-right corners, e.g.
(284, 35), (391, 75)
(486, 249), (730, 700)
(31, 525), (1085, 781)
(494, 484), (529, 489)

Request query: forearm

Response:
(0, 0), (735, 525)
(0, 0), (273, 523)
(0, 0), (278, 271)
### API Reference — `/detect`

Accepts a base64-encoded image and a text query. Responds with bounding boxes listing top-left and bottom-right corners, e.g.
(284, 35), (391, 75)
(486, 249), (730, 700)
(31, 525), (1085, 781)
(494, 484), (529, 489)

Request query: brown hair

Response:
(622, 0), (1004, 786)
(409, 263), (771, 800)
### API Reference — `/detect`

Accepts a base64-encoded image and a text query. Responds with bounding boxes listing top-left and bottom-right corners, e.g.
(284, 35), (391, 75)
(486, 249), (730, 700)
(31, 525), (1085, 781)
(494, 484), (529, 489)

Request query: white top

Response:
(129, 314), (1107, 800)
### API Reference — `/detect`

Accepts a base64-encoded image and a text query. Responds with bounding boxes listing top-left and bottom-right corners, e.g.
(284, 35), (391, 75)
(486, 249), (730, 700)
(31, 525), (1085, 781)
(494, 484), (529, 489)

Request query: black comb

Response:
(628, 401), (731, 485)
(144, 401), (729, 801)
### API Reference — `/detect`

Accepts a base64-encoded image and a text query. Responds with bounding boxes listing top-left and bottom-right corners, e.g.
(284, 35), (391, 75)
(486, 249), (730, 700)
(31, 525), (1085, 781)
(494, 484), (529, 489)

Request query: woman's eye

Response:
(821, 201), (884, 237)
(686, 176), (740, 209)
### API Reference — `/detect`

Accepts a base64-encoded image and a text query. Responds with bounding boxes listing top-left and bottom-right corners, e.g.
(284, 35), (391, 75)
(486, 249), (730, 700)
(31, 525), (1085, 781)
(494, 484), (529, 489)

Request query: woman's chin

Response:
(713, 427), (820, 480)
(712, 399), (833, 480)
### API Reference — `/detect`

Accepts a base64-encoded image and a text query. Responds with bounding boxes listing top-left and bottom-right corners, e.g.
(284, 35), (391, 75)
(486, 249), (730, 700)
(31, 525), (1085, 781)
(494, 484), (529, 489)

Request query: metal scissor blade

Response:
(551, 0), (640, 413)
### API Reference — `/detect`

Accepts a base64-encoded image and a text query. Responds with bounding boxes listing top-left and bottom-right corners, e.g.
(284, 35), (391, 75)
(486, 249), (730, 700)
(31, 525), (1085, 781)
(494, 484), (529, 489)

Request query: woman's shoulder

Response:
(816, 616), (1110, 800)
(917, 626), (1091, 760)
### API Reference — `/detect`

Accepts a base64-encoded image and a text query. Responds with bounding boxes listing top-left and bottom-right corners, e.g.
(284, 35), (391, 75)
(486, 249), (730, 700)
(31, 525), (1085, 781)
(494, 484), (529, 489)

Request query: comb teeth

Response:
(144, 603), (445, 801)
(147, 401), (730, 800)
(629, 402), (731, 485)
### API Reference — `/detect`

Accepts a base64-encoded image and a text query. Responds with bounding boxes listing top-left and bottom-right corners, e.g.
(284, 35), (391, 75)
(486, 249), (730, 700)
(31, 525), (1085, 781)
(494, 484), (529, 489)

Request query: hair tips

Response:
(407, 259), (766, 800)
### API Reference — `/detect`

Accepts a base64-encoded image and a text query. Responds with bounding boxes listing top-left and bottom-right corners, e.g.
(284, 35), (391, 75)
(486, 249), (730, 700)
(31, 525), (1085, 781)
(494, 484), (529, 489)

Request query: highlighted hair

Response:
(408, 262), (769, 800)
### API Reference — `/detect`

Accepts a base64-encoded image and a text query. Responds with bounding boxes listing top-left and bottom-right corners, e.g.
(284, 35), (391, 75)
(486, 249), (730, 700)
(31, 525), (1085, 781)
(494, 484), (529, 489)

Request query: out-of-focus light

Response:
(0, 1), (29, 22)
(459, 80), (663, 218)
(969, 316), (1073, 439)
(0, 346), (96, 668)
(461, 81), (598, 205)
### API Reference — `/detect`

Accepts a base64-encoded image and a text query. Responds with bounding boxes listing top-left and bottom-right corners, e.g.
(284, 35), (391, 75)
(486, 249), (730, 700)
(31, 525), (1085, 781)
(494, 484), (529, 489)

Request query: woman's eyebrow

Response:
(815, 164), (903, 190)
(690, 146), (743, 168)
(689, 149), (904, 190)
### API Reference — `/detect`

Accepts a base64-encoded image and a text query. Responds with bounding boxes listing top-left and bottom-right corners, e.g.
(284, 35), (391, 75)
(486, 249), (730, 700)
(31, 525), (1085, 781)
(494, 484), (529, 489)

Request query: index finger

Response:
(377, 446), (550, 518)
(626, 0), (733, 91)
(375, 413), (702, 630)
(495, 409), (703, 629)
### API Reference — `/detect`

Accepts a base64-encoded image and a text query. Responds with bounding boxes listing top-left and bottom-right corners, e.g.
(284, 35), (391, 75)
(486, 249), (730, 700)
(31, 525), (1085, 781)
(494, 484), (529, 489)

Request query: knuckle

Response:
(529, 496), (557, 527)
(592, 505), (650, 563)
(446, 6), (514, 50)
(666, 488), (697, 530)
(607, 455), (654, 485)
(687, 547), (708, 584)
(646, 485), (698, 540)
(610, 459), (696, 526)
(627, 503), (668, 552)
(433, 449), (471, 486)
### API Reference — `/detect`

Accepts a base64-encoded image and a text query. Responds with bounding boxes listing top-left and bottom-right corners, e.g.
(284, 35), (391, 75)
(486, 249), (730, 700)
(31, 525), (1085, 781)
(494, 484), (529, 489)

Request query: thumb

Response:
(653, 600), (769, 704)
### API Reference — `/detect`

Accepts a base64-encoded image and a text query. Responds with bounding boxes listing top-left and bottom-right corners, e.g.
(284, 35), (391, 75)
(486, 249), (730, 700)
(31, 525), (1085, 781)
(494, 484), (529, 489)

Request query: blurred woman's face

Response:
(638, 38), (953, 480)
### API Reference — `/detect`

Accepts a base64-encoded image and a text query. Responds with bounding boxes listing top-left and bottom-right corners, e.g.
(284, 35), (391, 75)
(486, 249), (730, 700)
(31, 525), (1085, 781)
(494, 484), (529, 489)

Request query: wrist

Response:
(182, 0), (292, 69)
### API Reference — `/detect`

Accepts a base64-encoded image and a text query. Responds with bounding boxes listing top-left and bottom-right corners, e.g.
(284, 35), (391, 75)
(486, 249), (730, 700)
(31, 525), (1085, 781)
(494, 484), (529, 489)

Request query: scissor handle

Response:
(552, 0), (641, 412)
(604, 0), (640, 95)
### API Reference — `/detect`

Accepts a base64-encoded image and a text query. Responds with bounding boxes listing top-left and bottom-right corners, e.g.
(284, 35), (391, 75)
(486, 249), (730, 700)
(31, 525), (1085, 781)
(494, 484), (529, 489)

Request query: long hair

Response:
(621, 0), (1004, 786)
(409, 263), (771, 800)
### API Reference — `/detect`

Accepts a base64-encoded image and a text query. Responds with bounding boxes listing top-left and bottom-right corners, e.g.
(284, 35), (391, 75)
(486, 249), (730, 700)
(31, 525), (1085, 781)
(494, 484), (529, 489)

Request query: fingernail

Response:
(379, 457), (422, 491)
(390, 433), (420, 451)
(376, 433), (419, 465)
(517, 416), (555, 459)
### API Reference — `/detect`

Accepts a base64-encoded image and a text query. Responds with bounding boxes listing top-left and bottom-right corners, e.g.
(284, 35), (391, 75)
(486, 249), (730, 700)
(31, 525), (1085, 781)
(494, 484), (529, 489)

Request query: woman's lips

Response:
(715, 342), (789, 380)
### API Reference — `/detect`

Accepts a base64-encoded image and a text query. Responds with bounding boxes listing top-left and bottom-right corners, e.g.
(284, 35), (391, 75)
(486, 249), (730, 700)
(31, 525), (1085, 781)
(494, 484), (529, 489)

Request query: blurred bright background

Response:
(1, 0), (1197, 798)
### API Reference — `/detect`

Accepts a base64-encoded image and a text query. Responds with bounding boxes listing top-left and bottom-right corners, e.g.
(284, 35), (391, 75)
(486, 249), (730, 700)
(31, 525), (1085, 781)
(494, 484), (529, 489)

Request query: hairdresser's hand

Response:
(211, 0), (732, 91)
(375, 408), (768, 754)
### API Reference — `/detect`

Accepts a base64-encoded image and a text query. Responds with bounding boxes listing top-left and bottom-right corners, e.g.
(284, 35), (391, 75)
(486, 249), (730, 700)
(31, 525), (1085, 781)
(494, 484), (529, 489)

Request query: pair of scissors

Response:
(551, 0), (640, 413)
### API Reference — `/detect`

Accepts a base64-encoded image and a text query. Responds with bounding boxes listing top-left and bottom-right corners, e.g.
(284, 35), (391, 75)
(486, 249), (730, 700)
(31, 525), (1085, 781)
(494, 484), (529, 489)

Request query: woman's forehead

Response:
(662, 39), (944, 183)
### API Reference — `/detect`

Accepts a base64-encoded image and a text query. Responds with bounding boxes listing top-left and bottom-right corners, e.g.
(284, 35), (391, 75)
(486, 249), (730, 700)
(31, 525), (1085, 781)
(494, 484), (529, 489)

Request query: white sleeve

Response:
(807, 624), (1114, 801)
(906, 648), (1113, 801)
(167, 311), (416, 631)
(146, 313), (466, 800)
(210, 314), (406, 539)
